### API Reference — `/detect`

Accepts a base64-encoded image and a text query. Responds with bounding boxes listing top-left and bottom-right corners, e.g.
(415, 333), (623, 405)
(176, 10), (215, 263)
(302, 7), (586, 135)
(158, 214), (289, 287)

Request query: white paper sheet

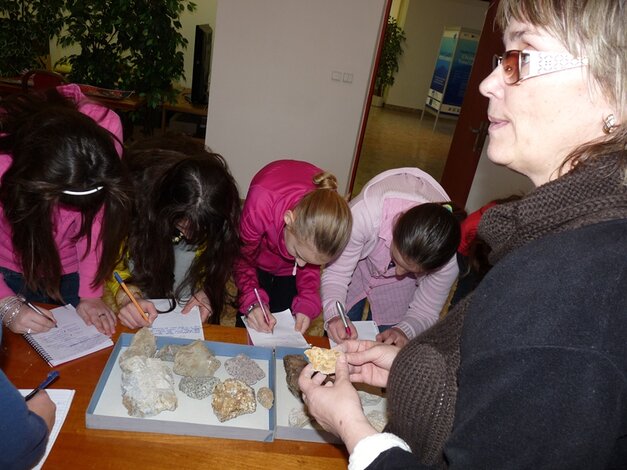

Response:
(329, 320), (380, 349)
(242, 309), (309, 349)
(19, 388), (75, 470)
(148, 299), (204, 340)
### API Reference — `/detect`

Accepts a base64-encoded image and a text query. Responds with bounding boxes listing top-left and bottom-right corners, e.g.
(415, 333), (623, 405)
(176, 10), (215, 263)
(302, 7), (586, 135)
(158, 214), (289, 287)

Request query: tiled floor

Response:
(221, 105), (455, 335)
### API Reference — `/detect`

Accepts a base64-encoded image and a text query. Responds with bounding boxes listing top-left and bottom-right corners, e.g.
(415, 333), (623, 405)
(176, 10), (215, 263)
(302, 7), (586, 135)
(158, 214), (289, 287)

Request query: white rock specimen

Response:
(120, 327), (157, 365)
(366, 410), (387, 432)
(211, 378), (256, 422)
(155, 344), (182, 362)
(256, 386), (274, 409)
(288, 407), (311, 428)
(120, 356), (177, 417)
(173, 340), (221, 377)
(358, 390), (383, 407)
(224, 353), (265, 385)
(179, 376), (220, 400)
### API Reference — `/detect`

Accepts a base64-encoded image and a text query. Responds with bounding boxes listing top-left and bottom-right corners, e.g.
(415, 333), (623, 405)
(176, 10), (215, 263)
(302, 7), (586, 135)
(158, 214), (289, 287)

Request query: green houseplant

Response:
(58, 0), (196, 109)
(0, 0), (65, 77)
(373, 16), (406, 103)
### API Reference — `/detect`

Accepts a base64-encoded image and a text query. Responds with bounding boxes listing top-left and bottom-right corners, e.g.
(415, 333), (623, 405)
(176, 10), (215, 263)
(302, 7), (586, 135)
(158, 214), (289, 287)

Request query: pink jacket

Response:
(0, 84), (123, 298)
(321, 168), (459, 340)
(234, 160), (324, 319)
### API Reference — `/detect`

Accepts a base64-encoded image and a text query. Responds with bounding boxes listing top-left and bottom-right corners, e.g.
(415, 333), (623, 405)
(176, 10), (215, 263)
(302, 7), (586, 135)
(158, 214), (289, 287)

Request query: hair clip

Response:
(62, 186), (104, 196)
(442, 203), (453, 213)
(172, 230), (185, 245)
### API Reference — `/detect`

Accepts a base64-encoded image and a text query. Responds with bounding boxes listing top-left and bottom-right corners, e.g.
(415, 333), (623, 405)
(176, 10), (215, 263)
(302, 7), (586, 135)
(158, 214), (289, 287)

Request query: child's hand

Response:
(183, 291), (212, 322)
(246, 305), (276, 333)
(293, 312), (310, 334)
(77, 297), (117, 336)
(326, 316), (358, 344)
(117, 298), (158, 329)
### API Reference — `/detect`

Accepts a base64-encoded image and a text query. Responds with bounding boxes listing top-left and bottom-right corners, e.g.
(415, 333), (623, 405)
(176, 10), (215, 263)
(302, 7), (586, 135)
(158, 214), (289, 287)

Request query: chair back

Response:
(21, 69), (68, 92)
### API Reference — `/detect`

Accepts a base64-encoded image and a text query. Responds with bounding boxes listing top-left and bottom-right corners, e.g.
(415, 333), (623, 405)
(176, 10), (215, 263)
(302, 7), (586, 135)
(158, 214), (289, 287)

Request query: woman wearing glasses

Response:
(300, 0), (626, 468)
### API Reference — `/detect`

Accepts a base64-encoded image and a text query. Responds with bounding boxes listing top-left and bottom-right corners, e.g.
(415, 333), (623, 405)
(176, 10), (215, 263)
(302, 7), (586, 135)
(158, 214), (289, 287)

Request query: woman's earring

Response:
(602, 114), (618, 134)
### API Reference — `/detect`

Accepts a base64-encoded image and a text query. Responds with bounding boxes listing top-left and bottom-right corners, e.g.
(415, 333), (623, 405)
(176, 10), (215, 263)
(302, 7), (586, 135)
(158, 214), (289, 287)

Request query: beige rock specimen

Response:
(211, 378), (256, 422)
(173, 340), (221, 377)
(366, 409), (388, 432)
(120, 327), (157, 365)
(288, 407), (311, 428)
(120, 355), (177, 417)
(256, 386), (274, 409)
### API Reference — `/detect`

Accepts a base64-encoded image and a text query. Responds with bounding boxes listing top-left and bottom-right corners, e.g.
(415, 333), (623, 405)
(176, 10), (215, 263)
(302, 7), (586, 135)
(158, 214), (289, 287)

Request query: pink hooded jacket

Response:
(234, 160), (325, 319)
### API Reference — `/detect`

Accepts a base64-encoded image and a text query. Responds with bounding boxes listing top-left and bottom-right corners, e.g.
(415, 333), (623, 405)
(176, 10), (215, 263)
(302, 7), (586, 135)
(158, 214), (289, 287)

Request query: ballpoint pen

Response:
(23, 299), (58, 328)
(24, 370), (60, 401)
(335, 300), (352, 336)
(253, 287), (272, 329)
(114, 271), (149, 322)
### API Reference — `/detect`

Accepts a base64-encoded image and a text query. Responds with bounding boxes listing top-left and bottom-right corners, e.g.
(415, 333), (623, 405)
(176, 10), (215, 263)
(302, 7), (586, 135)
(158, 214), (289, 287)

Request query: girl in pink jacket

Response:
(0, 85), (130, 337)
(234, 159), (352, 334)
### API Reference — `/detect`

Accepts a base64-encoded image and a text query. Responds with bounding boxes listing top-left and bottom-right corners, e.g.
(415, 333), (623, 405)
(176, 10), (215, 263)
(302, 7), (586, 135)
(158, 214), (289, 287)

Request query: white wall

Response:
(465, 137), (534, 213)
(387, 0), (488, 110)
(49, 2), (217, 89)
(206, 0), (387, 196)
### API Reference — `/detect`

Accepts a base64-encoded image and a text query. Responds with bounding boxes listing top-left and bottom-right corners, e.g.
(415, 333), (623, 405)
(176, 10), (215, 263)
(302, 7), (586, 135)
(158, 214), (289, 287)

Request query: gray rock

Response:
(211, 378), (256, 422)
(173, 340), (221, 377)
(224, 353), (265, 386)
(120, 356), (177, 417)
(155, 344), (182, 362)
(179, 376), (220, 400)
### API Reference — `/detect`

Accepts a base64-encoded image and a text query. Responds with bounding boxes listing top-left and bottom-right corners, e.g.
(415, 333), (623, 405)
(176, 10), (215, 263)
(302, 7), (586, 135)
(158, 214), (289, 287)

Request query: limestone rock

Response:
(288, 407), (311, 428)
(283, 354), (308, 400)
(256, 386), (274, 409)
(120, 327), (157, 365)
(366, 409), (387, 432)
(155, 344), (182, 362)
(120, 356), (177, 417)
(179, 376), (220, 400)
(224, 353), (265, 386)
(173, 340), (221, 377)
(211, 378), (256, 422)
(358, 390), (383, 407)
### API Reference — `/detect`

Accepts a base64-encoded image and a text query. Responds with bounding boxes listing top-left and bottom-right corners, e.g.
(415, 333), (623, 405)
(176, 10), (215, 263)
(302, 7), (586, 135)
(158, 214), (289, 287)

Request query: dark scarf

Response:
(385, 153), (627, 467)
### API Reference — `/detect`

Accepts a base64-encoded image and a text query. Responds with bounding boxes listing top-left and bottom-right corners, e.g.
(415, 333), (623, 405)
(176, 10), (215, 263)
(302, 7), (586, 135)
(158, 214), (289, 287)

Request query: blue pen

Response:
(24, 370), (60, 401)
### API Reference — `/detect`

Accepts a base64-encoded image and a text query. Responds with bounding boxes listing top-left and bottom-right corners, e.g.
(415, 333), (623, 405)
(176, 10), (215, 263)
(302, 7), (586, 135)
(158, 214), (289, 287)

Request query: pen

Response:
(24, 370), (60, 401)
(114, 271), (149, 322)
(335, 300), (352, 336)
(253, 287), (272, 327)
(23, 299), (58, 328)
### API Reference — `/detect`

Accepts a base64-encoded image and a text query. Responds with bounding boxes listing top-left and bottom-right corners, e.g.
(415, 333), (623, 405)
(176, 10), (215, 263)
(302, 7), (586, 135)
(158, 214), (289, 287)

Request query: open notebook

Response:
(23, 305), (113, 367)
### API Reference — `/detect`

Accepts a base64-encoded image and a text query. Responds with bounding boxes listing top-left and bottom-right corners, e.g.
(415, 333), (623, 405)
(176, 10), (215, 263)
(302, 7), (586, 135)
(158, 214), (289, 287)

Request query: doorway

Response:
(350, 0), (491, 201)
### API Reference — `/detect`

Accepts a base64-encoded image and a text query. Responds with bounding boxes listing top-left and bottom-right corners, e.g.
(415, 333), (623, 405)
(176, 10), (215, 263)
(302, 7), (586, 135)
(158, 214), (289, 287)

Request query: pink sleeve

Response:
(76, 209), (105, 298)
(292, 264), (322, 319)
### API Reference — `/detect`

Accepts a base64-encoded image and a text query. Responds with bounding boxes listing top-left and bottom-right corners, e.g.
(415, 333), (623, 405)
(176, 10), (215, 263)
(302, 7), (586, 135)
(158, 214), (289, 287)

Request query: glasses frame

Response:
(493, 49), (588, 85)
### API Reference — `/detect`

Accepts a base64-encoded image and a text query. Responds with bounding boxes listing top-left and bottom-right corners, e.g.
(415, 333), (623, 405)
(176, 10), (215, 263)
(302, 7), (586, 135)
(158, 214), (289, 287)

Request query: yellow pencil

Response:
(114, 272), (149, 322)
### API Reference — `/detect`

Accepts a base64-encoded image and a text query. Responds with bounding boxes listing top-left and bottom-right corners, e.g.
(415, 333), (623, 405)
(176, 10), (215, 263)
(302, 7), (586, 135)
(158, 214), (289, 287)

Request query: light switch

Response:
(342, 73), (353, 83)
(331, 71), (342, 81)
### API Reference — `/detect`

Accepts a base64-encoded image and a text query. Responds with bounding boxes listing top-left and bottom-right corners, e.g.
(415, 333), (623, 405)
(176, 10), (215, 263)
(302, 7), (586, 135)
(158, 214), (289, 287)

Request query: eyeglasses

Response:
(493, 50), (588, 85)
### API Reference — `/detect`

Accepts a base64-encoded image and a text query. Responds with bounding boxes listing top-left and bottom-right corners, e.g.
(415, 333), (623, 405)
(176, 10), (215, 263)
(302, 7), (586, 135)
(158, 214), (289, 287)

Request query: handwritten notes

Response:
(242, 309), (309, 349)
(329, 321), (380, 348)
(148, 299), (204, 340)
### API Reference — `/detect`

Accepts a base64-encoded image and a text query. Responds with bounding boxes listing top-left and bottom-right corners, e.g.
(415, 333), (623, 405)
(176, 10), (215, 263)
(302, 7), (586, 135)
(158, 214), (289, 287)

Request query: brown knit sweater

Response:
(384, 154), (627, 467)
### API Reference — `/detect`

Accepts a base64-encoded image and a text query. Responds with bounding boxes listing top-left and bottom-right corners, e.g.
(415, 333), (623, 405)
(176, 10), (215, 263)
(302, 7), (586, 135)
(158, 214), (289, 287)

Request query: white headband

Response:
(62, 186), (104, 196)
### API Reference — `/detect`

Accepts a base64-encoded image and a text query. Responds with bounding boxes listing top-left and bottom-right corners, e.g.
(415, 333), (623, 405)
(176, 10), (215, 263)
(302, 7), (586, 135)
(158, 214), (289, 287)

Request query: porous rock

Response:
(256, 386), (274, 409)
(211, 378), (256, 422)
(173, 340), (221, 377)
(179, 376), (220, 400)
(120, 355), (177, 417)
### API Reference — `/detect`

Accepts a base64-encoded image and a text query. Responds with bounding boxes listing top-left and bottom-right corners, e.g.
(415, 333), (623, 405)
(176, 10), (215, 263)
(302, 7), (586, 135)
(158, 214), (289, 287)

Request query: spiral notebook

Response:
(23, 304), (114, 366)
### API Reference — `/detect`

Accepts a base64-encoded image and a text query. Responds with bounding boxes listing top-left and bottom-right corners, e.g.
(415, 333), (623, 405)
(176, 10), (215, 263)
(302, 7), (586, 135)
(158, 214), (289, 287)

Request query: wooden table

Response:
(161, 88), (208, 134)
(0, 324), (348, 469)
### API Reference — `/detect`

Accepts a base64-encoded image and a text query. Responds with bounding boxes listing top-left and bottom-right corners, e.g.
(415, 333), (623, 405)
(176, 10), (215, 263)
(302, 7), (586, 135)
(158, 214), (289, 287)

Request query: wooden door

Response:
(439, 0), (502, 206)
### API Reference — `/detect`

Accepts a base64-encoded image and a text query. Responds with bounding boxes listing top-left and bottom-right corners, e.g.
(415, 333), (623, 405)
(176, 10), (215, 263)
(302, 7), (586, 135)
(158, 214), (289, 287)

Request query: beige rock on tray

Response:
(257, 386), (274, 409)
(119, 327), (157, 364)
(212, 378), (256, 422)
(120, 355), (177, 418)
(173, 340), (221, 377)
